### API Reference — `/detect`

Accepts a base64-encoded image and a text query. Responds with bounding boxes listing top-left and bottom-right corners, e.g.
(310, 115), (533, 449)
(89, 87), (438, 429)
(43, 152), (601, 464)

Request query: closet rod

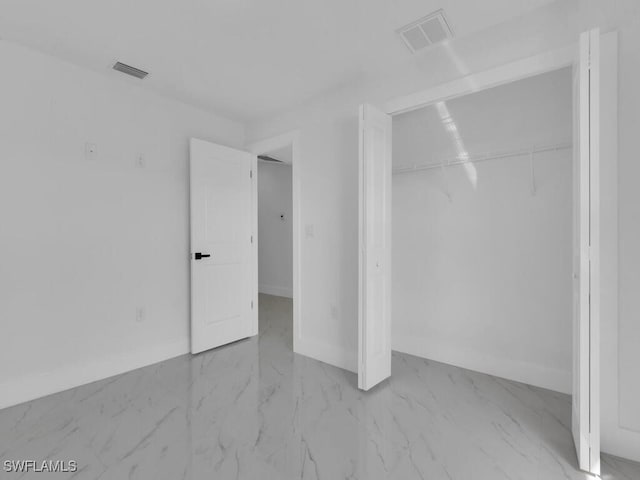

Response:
(392, 142), (572, 175)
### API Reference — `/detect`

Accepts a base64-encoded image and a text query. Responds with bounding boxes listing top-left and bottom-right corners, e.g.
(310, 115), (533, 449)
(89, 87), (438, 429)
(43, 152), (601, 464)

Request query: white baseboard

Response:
(0, 338), (189, 411)
(259, 284), (293, 298)
(295, 336), (356, 374)
(393, 335), (572, 394)
(602, 428), (640, 464)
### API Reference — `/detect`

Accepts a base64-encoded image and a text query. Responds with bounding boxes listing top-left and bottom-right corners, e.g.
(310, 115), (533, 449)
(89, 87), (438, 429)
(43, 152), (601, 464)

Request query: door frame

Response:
(383, 45), (576, 116)
(381, 37), (617, 474)
(246, 131), (301, 350)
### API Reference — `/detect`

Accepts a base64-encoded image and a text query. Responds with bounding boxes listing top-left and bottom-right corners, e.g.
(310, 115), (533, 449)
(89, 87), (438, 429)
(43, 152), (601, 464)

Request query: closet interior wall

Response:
(391, 67), (574, 393)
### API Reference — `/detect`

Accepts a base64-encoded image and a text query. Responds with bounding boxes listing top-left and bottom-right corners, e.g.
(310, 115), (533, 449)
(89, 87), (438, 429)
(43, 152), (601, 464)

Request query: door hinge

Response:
(251, 235), (253, 244)
(251, 300), (254, 309)
(250, 170), (253, 179)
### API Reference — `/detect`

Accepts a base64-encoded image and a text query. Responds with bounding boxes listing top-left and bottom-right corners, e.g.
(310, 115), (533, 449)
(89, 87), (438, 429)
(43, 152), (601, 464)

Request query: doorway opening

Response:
(189, 131), (300, 357)
(247, 132), (301, 354)
(256, 145), (294, 349)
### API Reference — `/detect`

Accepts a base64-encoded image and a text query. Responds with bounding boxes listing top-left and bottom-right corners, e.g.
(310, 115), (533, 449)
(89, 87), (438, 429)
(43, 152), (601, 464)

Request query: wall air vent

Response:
(112, 61), (149, 79)
(397, 9), (454, 54)
(258, 155), (283, 163)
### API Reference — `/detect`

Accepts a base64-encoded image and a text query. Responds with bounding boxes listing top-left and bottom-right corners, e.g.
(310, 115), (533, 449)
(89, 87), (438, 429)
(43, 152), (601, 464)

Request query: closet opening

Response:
(358, 29), (614, 476)
(391, 66), (574, 393)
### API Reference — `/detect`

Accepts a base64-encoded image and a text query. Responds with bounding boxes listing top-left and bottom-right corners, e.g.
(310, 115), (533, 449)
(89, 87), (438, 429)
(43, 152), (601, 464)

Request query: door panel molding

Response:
(358, 104), (392, 391)
(190, 138), (257, 354)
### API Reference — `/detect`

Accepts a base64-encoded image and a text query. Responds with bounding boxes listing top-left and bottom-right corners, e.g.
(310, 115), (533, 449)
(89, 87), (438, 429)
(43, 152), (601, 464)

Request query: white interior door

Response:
(358, 103), (392, 391)
(572, 28), (600, 476)
(190, 138), (257, 354)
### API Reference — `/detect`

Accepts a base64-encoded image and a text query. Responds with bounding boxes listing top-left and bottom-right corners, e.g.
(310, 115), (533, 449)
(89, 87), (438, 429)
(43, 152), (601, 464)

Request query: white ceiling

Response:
(0, 0), (556, 122)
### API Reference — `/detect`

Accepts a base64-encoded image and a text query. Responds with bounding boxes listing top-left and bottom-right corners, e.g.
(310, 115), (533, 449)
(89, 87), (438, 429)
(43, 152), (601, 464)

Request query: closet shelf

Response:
(392, 142), (572, 175)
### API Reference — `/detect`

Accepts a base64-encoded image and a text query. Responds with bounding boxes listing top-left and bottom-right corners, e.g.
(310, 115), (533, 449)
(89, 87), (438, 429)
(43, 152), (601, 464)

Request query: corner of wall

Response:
(295, 336), (357, 374)
(393, 335), (572, 395)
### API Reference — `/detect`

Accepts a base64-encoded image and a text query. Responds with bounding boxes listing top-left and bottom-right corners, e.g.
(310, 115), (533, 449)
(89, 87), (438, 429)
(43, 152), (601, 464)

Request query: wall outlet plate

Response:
(84, 142), (97, 160)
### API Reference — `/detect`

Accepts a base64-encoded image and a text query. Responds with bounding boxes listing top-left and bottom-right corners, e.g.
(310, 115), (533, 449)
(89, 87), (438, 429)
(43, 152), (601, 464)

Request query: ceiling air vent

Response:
(112, 61), (149, 79)
(397, 9), (454, 54)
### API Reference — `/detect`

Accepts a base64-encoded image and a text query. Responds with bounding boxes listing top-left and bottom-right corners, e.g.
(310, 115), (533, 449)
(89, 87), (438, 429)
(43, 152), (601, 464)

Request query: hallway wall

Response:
(258, 162), (293, 298)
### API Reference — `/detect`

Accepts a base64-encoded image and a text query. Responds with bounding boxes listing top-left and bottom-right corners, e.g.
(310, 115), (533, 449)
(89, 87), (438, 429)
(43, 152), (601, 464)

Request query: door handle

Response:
(194, 252), (211, 260)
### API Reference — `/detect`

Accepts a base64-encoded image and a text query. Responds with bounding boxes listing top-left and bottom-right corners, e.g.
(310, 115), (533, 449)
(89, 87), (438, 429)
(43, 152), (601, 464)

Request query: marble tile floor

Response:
(1, 294), (639, 480)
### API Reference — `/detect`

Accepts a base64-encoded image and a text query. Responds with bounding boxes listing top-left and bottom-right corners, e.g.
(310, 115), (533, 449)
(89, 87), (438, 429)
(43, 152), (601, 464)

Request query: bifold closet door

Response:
(358, 104), (392, 391)
(572, 28), (601, 476)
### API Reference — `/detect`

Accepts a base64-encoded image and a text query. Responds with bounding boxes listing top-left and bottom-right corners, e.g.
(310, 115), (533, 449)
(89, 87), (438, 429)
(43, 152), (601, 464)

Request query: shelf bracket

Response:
(440, 161), (453, 203)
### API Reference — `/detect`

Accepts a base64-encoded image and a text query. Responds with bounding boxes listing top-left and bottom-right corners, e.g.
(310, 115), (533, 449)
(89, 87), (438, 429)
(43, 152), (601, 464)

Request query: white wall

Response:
(258, 161), (293, 298)
(392, 68), (573, 394)
(0, 40), (244, 409)
(246, 0), (640, 460)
